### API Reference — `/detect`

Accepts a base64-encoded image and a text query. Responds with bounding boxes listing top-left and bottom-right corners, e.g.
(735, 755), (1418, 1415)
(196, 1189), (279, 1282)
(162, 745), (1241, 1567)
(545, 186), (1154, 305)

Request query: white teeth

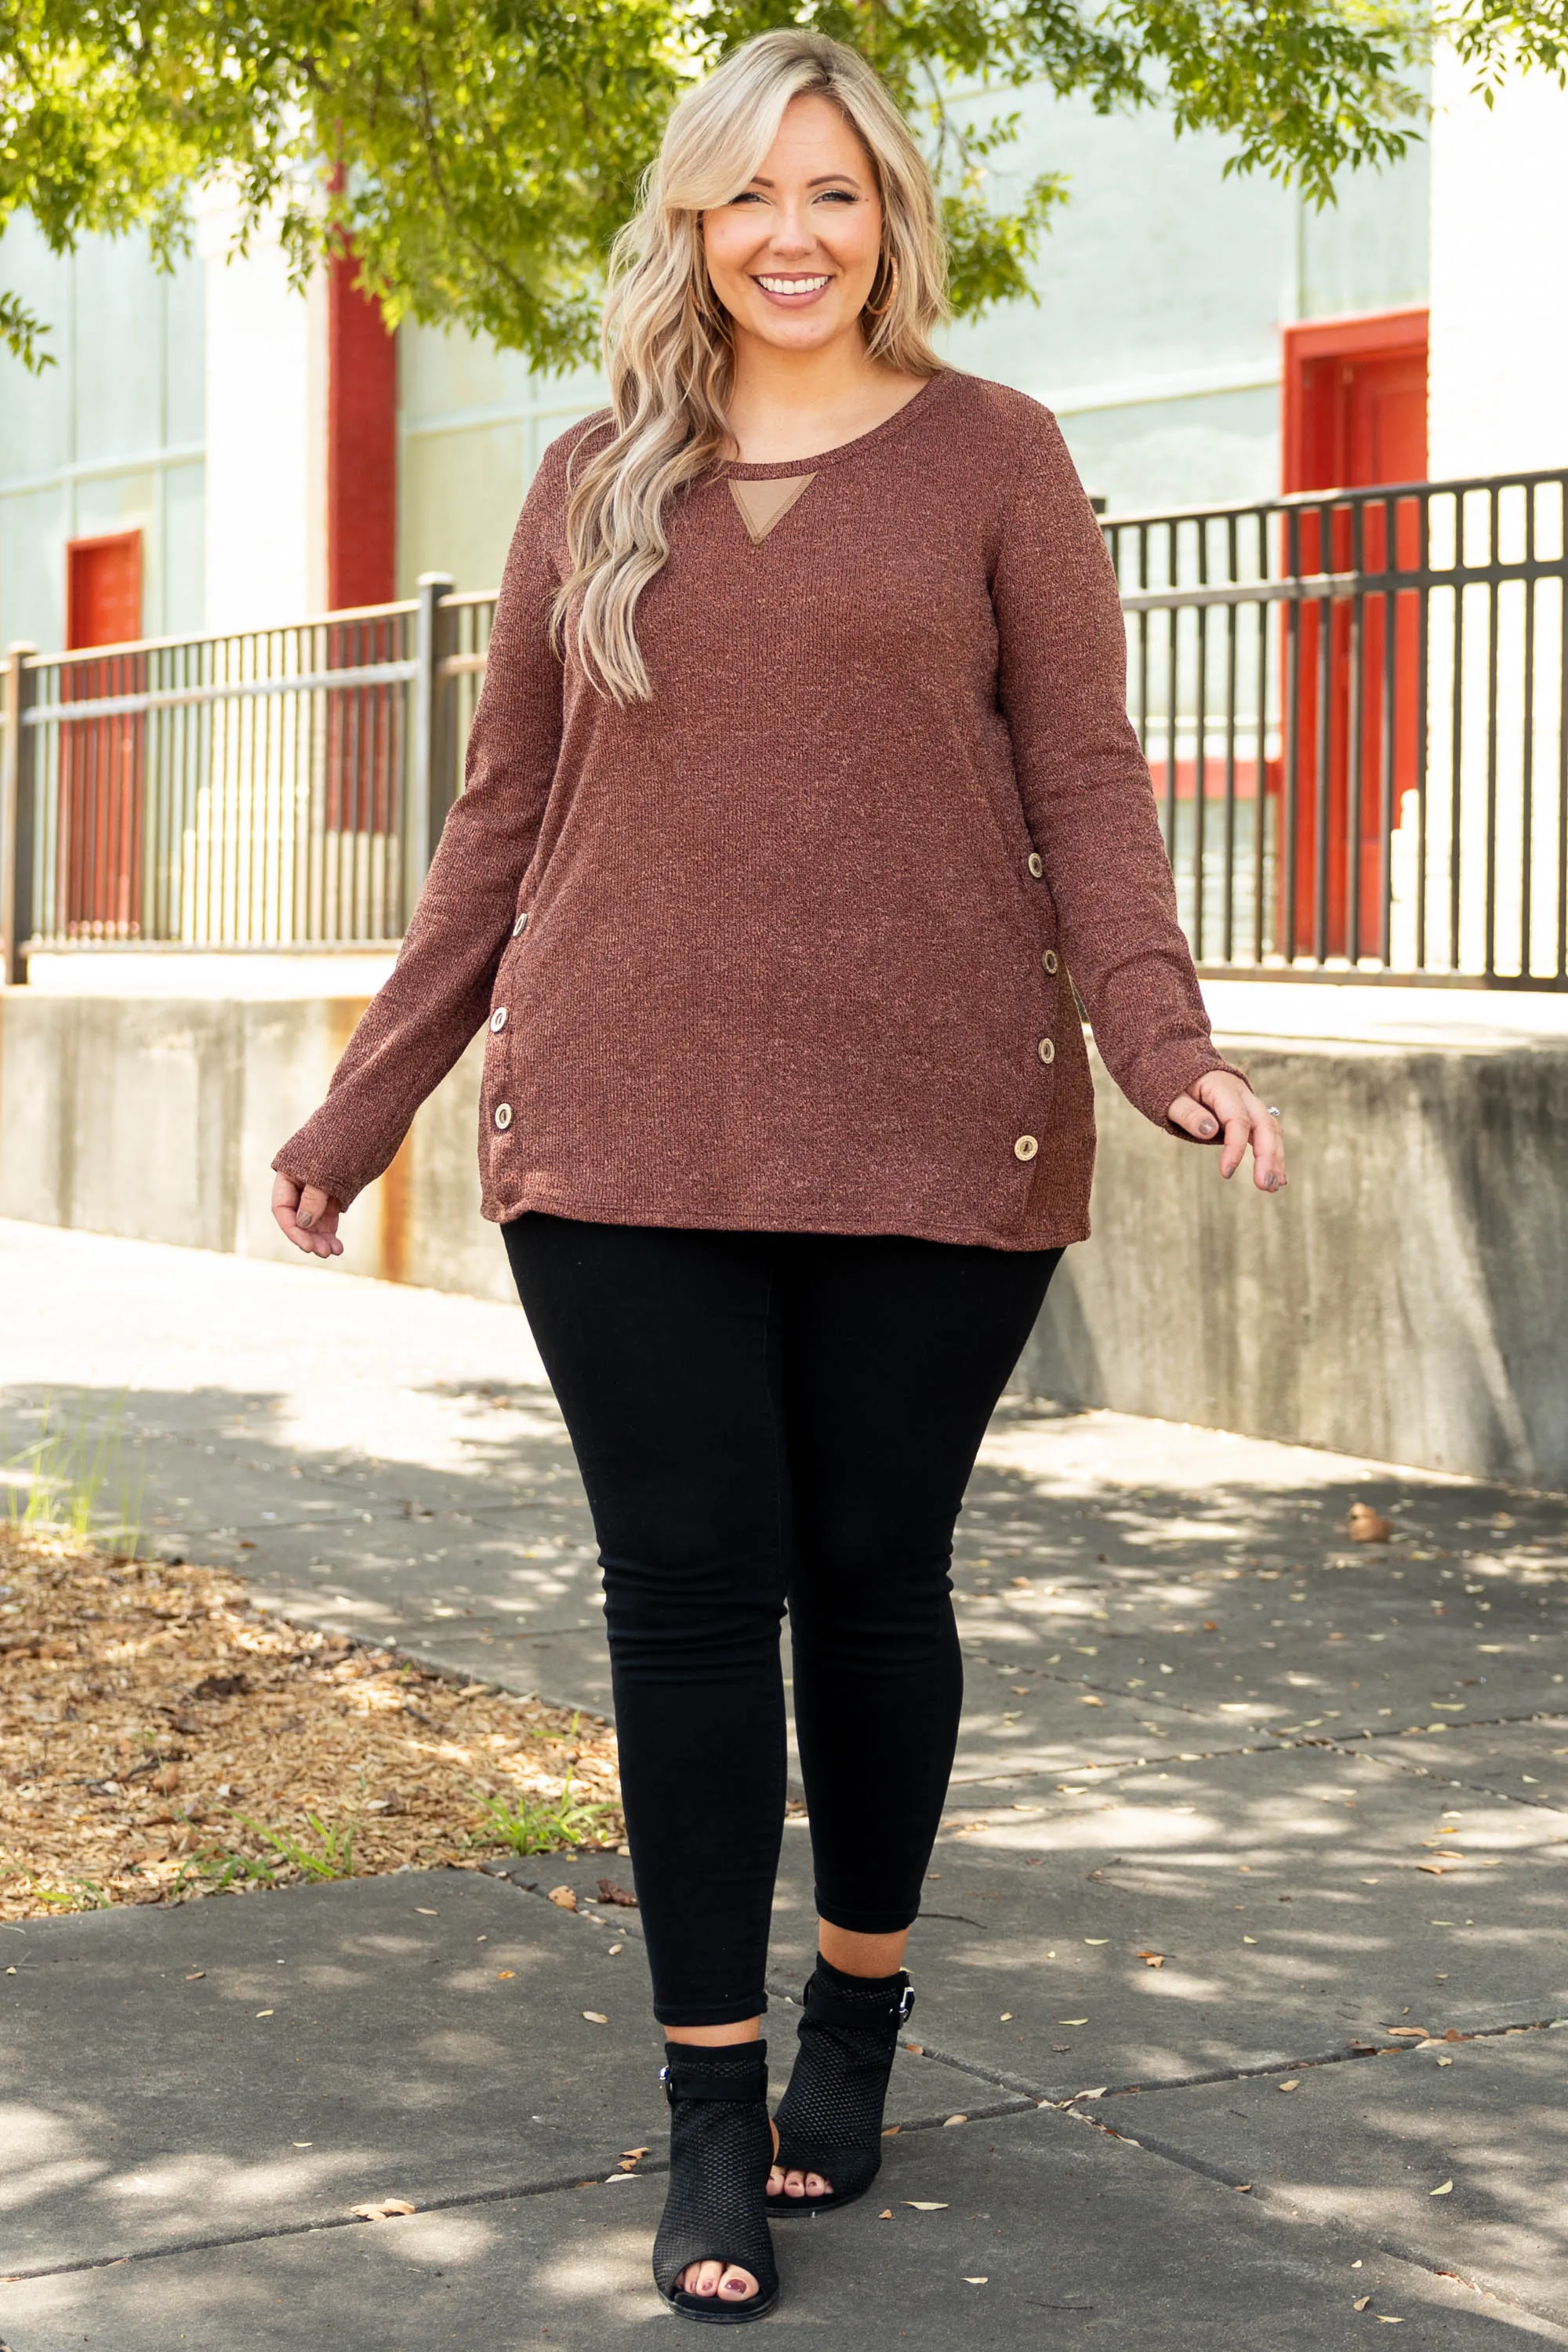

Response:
(758, 275), (829, 295)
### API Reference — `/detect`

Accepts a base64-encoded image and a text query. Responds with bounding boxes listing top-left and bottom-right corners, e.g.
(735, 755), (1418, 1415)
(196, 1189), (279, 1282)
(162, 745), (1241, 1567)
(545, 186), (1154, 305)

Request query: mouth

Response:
(753, 273), (833, 305)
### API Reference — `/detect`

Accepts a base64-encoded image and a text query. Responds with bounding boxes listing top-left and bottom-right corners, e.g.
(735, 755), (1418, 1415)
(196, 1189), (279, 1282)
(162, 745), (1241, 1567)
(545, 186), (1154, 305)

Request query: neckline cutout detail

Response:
(729, 474), (817, 546)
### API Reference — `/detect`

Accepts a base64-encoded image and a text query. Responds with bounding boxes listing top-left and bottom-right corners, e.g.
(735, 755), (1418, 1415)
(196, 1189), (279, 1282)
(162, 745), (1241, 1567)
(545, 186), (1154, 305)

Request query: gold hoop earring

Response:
(863, 252), (900, 319)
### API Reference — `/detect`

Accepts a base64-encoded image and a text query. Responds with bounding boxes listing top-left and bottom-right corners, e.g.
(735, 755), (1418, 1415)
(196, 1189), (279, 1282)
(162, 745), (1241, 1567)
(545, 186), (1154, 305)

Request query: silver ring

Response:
(1266, 1105), (1283, 1120)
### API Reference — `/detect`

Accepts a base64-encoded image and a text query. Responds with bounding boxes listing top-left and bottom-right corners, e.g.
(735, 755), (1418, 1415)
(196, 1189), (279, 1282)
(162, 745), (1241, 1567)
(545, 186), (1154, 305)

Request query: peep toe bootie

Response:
(768, 1958), (914, 2217)
(652, 2042), (779, 2324)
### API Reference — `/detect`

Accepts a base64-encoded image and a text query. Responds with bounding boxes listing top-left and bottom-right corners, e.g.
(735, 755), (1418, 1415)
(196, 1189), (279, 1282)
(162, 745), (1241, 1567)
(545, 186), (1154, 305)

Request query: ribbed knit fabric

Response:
(274, 369), (1242, 1250)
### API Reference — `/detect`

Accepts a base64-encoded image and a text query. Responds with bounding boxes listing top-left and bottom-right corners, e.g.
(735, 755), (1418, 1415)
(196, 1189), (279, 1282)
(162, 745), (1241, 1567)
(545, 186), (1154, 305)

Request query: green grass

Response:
(21, 1878), (114, 1912)
(2, 1396), (143, 1553)
(187, 1813), (358, 1891)
(476, 1777), (613, 1856)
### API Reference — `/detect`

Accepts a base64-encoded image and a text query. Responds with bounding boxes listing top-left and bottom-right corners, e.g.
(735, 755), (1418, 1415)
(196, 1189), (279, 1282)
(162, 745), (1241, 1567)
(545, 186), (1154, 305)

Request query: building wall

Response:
(1428, 56), (1568, 478)
(0, 216), (206, 651)
(1, 83), (1436, 644)
(393, 84), (1433, 584)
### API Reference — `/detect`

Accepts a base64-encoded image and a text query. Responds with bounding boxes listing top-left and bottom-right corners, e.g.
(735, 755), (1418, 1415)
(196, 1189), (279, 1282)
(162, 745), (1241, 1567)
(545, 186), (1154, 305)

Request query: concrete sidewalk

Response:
(2, 1220), (1567, 2347)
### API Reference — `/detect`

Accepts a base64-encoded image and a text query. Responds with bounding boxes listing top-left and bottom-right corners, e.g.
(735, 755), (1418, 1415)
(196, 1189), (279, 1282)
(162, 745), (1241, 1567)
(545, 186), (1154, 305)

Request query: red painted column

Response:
(327, 250), (397, 611)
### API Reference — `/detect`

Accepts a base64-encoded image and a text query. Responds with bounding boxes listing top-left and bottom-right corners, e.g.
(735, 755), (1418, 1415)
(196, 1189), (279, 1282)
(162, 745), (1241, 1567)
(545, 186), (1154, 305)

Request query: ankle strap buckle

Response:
(660, 2049), (768, 2106)
(801, 1968), (916, 2029)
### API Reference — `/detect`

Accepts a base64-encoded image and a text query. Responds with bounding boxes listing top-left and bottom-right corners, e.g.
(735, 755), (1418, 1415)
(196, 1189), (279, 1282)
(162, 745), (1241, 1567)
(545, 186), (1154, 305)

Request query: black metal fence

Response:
(1108, 470), (1568, 987)
(4, 470), (1566, 986)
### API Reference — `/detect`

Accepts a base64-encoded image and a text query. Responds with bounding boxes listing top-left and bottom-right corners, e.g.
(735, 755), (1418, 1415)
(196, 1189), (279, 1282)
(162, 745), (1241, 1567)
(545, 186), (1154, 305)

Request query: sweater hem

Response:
(480, 1181), (1087, 1254)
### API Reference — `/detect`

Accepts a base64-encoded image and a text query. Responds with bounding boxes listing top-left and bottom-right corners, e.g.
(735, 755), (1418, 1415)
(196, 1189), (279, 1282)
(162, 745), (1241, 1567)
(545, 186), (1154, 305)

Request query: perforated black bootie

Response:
(768, 1956), (914, 2216)
(652, 2040), (779, 2323)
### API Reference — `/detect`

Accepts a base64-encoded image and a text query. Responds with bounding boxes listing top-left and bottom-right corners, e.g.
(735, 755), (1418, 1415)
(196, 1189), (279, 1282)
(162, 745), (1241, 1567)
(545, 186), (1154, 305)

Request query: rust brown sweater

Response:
(276, 370), (1237, 1250)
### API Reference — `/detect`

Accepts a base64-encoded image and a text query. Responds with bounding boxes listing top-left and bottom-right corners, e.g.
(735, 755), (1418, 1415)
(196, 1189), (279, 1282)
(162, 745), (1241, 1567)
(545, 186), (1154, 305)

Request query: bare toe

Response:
(784, 2168), (808, 2198)
(805, 2171), (830, 2198)
(767, 2165), (785, 2195)
(719, 2267), (759, 2302)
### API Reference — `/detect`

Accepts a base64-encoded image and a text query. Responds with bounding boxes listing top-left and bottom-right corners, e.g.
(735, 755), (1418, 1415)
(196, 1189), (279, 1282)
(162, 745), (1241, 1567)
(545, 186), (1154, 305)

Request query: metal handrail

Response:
(5, 469), (1566, 987)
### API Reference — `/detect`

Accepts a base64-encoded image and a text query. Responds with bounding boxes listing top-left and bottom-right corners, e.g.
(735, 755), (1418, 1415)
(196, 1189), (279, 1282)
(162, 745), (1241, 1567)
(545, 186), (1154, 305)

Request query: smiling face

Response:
(701, 93), (886, 358)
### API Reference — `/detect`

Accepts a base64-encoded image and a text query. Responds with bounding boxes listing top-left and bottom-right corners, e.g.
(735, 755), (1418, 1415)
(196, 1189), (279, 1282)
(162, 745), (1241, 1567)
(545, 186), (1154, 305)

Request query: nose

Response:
(765, 199), (817, 259)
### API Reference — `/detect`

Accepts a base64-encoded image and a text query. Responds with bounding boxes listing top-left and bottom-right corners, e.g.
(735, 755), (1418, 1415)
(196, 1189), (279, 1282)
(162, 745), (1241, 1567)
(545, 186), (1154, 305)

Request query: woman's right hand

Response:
(271, 1172), (345, 1259)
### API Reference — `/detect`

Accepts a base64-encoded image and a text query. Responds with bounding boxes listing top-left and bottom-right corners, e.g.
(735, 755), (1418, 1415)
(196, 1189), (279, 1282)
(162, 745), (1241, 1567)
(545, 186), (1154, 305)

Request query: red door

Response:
(60, 532), (147, 938)
(1276, 312), (1427, 960)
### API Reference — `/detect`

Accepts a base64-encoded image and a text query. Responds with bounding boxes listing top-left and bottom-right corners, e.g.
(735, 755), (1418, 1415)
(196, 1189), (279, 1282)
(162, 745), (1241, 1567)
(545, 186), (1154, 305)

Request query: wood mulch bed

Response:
(0, 1524), (623, 1920)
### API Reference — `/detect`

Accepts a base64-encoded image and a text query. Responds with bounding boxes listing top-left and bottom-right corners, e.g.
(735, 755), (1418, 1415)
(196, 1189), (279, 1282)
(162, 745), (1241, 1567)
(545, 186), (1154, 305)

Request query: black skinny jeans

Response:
(503, 1214), (1059, 2026)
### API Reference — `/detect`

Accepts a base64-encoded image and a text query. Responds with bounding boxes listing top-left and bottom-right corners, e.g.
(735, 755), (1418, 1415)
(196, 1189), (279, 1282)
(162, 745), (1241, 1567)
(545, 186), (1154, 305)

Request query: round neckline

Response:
(720, 371), (950, 480)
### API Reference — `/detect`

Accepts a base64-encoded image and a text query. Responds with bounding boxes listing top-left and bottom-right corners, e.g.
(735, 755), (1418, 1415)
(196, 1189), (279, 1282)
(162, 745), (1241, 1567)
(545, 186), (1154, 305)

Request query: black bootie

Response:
(652, 2040), (779, 2323)
(768, 1956), (914, 2216)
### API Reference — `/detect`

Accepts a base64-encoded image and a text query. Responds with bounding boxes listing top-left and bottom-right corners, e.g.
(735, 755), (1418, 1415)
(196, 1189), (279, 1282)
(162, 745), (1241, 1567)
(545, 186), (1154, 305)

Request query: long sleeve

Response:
(993, 401), (1242, 1131)
(273, 452), (568, 1208)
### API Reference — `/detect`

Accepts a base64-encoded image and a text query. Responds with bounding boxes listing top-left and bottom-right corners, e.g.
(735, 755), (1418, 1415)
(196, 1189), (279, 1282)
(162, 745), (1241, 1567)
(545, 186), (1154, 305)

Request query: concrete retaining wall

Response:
(0, 989), (515, 1307)
(3, 986), (1565, 1487)
(1023, 1033), (1568, 1489)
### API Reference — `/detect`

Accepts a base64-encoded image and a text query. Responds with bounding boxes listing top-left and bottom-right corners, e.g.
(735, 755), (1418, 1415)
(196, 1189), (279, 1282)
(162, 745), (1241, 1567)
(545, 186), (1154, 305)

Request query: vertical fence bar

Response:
(1558, 481), (1568, 982)
(2, 645), (39, 983)
(1484, 483), (1501, 978)
(1253, 583), (1270, 964)
(409, 572), (457, 913)
(1520, 485), (1537, 978)
(1377, 492), (1398, 967)
(1345, 499), (1366, 965)
(1221, 513), (1239, 963)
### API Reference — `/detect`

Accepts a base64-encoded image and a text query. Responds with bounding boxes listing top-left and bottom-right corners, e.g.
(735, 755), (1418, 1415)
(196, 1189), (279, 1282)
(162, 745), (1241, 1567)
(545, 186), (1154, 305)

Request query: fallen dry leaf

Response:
(1234, 2183), (1252, 2194)
(352, 2198), (416, 2221)
(1354, 2296), (1373, 2311)
(1137, 1952), (1167, 1968)
(1278, 2079), (1301, 2093)
(1430, 2180), (1454, 2196)
(1376, 2317), (1405, 2325)
(943, 2114), (967, 2127)
(1079, 1695), (1105, 1707)
(583, 2010), (609, 2024)
(904, 2202), (949, 2211)
(963, 2277), (989, 2285)
(1347, 1504), (1393, 1543)
(546, 1886), (579, 1911)
(495, 1970), (515, 1980)
(596, 1879), (638, 1907)
(878, 2209), (893, 2220)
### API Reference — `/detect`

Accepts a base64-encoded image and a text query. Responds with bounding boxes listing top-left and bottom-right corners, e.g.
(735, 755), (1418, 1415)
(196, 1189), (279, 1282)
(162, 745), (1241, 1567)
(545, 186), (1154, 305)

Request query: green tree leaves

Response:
(0, 0), (1534, 376)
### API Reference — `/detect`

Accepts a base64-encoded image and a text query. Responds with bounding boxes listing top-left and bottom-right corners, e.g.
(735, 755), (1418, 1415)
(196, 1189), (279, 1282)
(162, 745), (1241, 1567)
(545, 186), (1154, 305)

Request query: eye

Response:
(816, 188), (859, 204)
(728, 189), (767, 205)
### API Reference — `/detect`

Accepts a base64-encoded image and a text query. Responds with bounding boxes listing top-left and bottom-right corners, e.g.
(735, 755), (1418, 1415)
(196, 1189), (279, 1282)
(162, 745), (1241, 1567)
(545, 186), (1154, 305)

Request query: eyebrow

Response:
(745, 172), (863, 190)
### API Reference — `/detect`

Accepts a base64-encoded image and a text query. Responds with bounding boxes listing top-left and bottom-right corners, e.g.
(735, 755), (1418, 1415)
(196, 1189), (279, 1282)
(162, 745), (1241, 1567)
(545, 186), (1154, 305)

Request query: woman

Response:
(273, 29), (1284, 2322)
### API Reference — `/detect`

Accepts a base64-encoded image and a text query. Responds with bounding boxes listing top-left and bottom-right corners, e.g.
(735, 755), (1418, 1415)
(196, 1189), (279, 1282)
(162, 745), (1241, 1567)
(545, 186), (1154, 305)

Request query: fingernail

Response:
(1199, 1118), (1217, 1137)
(296, 1210), (314, 1229)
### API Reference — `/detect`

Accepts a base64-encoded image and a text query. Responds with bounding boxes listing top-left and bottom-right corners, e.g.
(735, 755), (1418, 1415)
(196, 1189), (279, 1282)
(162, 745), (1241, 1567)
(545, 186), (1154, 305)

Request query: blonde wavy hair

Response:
(554, 30), (949, 703)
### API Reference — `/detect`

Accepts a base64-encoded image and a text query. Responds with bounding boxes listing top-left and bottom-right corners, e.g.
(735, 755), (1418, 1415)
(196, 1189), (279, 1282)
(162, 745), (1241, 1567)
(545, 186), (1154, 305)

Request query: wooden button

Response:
(1026, 853), (1044, 879)
(1037, 1037), (1055, 1064)
(1042, 949), (1058, 974)
(1014, 1134), (1039, 1161)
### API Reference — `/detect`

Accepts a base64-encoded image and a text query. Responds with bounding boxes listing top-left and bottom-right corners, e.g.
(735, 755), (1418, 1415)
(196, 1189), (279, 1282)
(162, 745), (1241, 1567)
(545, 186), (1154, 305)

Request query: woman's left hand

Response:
(1167, 1072), (1286, 1192)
